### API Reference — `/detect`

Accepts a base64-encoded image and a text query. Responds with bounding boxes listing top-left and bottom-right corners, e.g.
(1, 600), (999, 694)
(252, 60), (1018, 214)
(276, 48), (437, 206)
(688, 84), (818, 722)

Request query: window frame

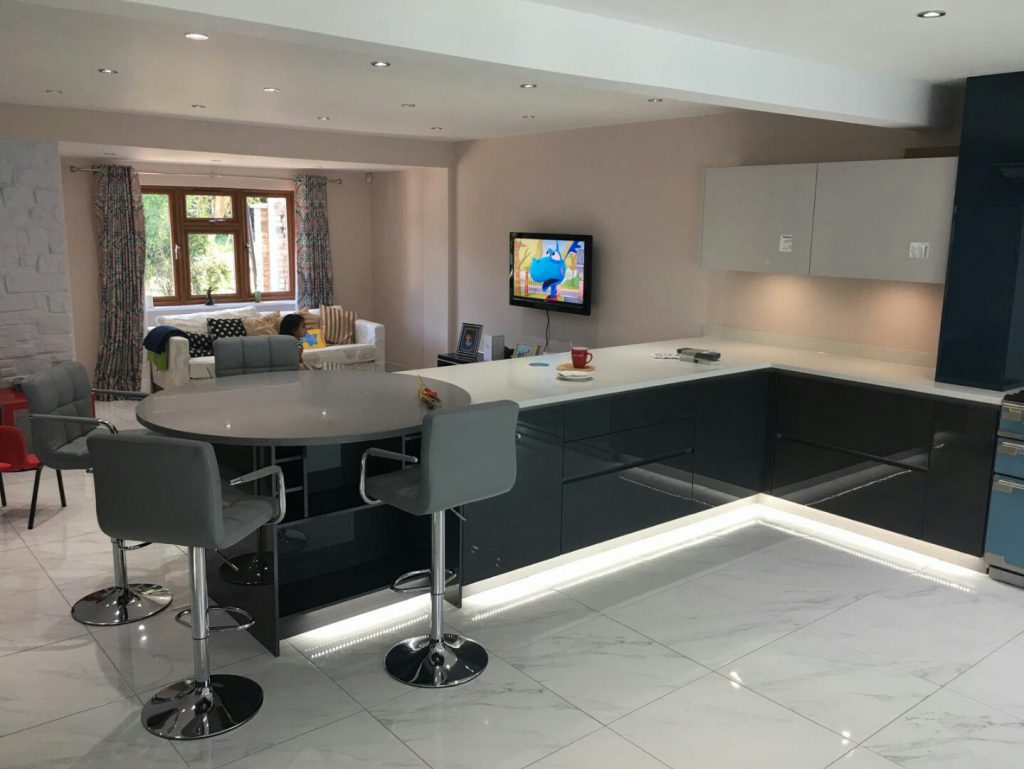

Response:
(142, 186), (296, 306)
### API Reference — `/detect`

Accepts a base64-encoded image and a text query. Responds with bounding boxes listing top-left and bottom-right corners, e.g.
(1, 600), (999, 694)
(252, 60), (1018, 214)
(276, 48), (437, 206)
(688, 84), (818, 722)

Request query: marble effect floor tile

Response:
(827, 747), (905, 769)
(612, 673), (850, 769)
(89, 602), (268, 694)
(220, 711), (428, 769)
(0, 697), (186, 769)
(0, 546), (54, 597)
(607, 579), (801, 668)
(529, 728), (671, 769)
(728, 626), (937, 741)
(446, 588), (598, 656)
(370, 656), (600, 769)
(29, 531), (183, 591)
(0, 636), (135, 736)
(0, 515), (23, 552)
(169, 646), (361, 769)
(503, 614), (706, 723)
(947, 632), (1024, 720)
(0, 582), (87, 656)
(865, 688), (1024, 768)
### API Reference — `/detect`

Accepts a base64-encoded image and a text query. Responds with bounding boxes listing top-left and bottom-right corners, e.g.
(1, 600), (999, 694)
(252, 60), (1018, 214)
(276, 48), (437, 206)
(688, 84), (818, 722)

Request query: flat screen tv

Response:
(509, 232), (592, 316)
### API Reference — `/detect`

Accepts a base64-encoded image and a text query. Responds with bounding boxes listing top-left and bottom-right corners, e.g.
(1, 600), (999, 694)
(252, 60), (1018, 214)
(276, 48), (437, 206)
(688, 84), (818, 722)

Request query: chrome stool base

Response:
(385, 633), (488, 688)
(142, 674), (263, 740)
(71, 583), (172, 626)
(219, 553), (273, 586)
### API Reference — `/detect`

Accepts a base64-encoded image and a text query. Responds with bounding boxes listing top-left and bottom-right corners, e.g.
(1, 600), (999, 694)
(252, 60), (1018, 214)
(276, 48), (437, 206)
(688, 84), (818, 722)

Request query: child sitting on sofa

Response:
(279, 313), (307, 370)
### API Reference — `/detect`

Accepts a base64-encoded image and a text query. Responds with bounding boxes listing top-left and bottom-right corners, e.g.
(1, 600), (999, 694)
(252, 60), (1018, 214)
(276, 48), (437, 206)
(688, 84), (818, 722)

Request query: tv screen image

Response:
(509, 232), (592, 316)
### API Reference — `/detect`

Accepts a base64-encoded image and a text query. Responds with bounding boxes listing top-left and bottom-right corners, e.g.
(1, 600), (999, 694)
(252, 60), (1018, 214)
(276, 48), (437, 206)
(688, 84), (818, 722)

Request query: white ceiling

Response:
(0, 0), (723, 142)
(532, 0), (1024, 83)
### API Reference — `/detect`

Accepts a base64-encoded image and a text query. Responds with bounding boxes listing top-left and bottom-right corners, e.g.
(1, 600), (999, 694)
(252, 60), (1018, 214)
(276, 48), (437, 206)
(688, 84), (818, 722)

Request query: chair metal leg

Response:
(71, 538), (172, 626)
(142, 546), (263, 740)
(384, 510), (488, 688)
(28, 467), (42, 529)
(56, 469), (66, 507)
(0, 473), (6, 507)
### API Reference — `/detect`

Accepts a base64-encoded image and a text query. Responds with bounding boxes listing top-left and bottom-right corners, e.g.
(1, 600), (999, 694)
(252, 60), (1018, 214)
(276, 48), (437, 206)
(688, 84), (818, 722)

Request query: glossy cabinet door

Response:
(923, 400), (998, 555)
(772, 438), (927, 538)
(461, 407), (563, 585)
(809, 158), (956, 284)
(776, 373), (934, 468)
(701, 163), (818, 274)
(563, 383), (696, 442)
(694, 372), (773, 505)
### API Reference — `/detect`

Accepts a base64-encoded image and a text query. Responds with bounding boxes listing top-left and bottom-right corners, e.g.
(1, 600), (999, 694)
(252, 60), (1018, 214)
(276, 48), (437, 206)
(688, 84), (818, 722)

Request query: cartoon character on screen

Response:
(529, 245), (568, 300)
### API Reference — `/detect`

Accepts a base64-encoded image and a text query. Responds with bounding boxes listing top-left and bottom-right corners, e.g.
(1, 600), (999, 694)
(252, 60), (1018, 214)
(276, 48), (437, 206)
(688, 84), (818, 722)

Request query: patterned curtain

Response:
(295, 174), (334, 307)
(93, 166), (146, 395)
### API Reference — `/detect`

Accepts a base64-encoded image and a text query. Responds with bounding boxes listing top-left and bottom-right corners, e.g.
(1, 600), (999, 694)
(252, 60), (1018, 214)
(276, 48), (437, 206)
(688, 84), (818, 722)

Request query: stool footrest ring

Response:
(391, 568), (456, 593)
(119, 541), (152, 551)
(175, 606), (255, 632)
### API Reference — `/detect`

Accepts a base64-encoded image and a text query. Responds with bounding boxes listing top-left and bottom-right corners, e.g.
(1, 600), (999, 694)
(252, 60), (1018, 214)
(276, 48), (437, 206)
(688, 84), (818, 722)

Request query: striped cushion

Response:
(320, 305), (357, 345)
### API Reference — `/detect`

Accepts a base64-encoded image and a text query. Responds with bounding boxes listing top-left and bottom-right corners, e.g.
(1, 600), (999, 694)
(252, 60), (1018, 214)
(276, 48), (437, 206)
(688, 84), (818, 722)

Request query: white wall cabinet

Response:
(700, 157), (957, 284)
(700, 163), (818, 275)
(809, 157), (957, 284)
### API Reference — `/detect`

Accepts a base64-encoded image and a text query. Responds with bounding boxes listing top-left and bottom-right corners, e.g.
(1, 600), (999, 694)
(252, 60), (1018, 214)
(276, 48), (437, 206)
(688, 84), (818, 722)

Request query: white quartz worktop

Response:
(401, 337), (1005, 408)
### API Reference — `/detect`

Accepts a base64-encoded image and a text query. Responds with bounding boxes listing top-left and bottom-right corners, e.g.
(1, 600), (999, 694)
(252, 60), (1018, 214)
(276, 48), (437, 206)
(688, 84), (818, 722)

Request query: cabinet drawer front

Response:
(563, 384), (695, 441)
(777, 374), (933, 468)
(562, 458), (698, 552)
(563, 418), (694, 480)
(999, 403), (1024, 439)
(986, 475), (1024, 570)
(995, 439), (1024, 478)
(772, 438), (926, 538)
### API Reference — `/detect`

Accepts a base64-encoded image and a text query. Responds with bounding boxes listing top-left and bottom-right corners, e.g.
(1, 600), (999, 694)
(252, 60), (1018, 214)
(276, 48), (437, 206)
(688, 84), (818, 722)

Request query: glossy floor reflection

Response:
(3, 458), (1024, 767)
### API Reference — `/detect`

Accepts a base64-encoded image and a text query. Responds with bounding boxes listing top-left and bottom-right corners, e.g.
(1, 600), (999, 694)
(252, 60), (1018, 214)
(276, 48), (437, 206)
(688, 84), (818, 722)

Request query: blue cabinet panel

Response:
(986, 476), (1024, 570)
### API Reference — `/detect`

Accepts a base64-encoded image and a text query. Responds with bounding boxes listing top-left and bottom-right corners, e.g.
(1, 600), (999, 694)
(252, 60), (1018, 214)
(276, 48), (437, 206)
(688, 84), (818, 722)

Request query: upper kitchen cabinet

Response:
(809, 157), (957, 284)
(700, 163), (817, 274)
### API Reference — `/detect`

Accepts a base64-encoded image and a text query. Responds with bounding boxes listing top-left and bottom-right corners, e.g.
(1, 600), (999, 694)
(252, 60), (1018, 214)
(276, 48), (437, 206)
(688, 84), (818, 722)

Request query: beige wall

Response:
(454, 110), (957, 355)
(370, 168), (450, 370)
(61, 163), (373, 377)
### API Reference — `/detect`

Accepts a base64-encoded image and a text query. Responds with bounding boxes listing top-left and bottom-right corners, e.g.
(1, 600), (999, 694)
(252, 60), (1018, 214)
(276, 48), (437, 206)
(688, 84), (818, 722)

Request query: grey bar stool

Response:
(88, 431), (286, 740)
(359, 400), (519, 688)
(22, 362), (172, 626)
(213, 336), (300, 378)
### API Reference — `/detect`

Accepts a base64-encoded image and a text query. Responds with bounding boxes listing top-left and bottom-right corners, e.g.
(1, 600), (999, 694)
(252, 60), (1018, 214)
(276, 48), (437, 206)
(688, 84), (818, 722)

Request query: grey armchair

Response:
(213, 336), (301, 378)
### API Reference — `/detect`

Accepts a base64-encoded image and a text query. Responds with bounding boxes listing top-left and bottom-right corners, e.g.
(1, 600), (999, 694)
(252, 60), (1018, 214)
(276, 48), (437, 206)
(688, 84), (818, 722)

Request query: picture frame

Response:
(512, 343), (541, 358)
(457, 322), (484, 356)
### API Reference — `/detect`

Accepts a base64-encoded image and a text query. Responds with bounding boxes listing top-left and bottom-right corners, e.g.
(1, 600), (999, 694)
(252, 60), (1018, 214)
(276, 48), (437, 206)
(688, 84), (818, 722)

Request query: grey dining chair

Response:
(88, 430), (285, 740)
(359, 400), (519, 688)
(213, 336), (300, 378)
(21, 362), (172, 626)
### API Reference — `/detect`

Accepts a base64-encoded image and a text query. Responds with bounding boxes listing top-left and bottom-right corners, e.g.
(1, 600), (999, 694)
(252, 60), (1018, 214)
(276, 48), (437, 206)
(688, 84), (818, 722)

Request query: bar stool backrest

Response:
(21, 362), (93, 464)
(87, 431), (226, 549)
(417, 400), (519, 513)
(214, 336), (300, 378)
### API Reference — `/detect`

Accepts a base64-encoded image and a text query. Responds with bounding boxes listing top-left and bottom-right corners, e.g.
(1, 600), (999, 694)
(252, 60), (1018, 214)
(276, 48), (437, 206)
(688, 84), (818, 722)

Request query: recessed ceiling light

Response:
(317, 116), (330, 121)
(522, 115), (535, 119)
(210, 159), (221, 162)
(520, 83), (537, 89)
(98, 68), (117, 75)
(103, 152), (117, 157)
(430, 126), (443, 131)
(44, 89), (62, 95)
(191, 103), (206, 109)
(184, 32), (209, 41)
(263, 86), (280, 93)
(371, 60), (391, 68)
(916, 9), (946, 17)
(401, 103), (416, 108)
(648, 98), (664, 103)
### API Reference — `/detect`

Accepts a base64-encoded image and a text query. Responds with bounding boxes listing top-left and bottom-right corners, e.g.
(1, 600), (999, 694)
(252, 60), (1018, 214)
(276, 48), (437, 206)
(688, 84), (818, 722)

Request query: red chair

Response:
(0, 426), (65, 512)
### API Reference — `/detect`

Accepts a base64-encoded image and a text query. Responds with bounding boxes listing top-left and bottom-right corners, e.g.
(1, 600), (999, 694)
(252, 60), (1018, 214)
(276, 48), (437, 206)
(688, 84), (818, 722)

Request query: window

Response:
(141, 187), (295, 305)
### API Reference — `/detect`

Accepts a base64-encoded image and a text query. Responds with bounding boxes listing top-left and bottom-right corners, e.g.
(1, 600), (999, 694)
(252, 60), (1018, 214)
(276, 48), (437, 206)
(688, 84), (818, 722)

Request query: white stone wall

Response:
(0, 140), (73, 385)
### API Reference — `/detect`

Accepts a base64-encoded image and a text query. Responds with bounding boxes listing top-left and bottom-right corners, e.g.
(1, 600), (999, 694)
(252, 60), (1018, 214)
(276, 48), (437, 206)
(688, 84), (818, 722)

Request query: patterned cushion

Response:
(185, 332), (214, 358)
(207, 317), (247, 340)
(242, 313), (280, 336)
(320, 305), (358, 345)
(301, 329), (329, 349)
(298, 307), (321, 330)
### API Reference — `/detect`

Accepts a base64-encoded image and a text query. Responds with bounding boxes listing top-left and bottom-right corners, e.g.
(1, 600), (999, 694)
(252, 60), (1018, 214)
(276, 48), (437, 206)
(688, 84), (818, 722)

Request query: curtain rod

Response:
(68, 165), (343, 184)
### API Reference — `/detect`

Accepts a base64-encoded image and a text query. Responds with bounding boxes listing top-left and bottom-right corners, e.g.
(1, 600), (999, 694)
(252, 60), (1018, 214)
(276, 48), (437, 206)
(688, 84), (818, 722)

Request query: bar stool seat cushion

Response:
(366, 467), (425, 514)
(221, 483), (278, 544)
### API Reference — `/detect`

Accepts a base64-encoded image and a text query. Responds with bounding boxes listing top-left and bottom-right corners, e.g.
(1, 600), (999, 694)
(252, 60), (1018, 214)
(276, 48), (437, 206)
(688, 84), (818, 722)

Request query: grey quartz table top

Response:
(136, 370), (471, 446)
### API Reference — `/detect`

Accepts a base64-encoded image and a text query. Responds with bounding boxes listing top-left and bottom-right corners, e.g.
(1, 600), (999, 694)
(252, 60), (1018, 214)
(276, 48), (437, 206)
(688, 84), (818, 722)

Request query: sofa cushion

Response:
(156, 306), (259, 334)
(320, 305), (357, 345)
(242, 313), (280, 336)
(207, 317), (247, 340)
(185, 331), (214, 358)
(303, 343), (377, 368)
(188, 355), (216, 379)
(298, 307), (321, 329)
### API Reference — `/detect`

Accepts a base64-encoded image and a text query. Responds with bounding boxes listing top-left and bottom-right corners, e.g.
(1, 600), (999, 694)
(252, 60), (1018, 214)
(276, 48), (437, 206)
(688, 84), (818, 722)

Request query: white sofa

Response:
(148, 306), (385, 390)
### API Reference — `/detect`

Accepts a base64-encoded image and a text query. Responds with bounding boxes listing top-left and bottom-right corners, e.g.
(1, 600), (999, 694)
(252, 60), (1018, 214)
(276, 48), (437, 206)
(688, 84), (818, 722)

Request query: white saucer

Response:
(557, 370), (593, 381)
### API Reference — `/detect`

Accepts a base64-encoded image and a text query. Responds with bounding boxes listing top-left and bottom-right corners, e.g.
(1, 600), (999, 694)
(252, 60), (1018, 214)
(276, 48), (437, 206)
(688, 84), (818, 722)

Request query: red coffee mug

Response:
(571, 347), (593, 368)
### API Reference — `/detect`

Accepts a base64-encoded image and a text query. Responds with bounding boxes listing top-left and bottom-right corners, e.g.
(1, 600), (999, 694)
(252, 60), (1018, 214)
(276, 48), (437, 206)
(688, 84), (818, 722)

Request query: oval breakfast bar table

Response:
(137, 370), (472, 655)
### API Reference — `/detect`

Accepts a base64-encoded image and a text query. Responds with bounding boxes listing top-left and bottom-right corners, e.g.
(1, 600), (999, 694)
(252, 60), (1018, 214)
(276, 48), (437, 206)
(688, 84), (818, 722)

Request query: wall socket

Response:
(908, 241), (930, 260)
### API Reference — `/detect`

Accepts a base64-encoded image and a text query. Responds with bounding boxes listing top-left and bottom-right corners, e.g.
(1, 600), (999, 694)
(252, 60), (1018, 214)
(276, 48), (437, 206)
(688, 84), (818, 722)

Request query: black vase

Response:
(204, 288), (214, 306)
